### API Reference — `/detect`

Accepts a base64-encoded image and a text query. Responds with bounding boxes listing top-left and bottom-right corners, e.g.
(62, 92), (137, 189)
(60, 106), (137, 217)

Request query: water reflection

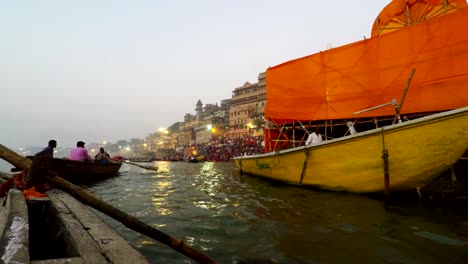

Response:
(84, 161), (468, 264)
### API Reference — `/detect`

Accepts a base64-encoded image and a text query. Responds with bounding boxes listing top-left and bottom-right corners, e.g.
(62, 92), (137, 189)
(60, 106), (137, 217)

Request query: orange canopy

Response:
(265, 6), (468, 123)
(372, 0), (467, 37)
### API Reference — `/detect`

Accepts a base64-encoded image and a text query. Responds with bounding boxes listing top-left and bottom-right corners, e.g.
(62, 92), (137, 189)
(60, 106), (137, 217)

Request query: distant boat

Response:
(187, 155), (205, 163)
(128, 157), (154, 162)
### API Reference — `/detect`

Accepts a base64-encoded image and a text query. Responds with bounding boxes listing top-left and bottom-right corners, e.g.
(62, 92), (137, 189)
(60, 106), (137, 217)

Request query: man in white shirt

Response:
(305, 131), (323, 145)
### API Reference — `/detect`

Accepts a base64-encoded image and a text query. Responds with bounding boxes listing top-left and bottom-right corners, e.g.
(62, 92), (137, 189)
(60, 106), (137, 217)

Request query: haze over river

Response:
(2, 160), (468, 263)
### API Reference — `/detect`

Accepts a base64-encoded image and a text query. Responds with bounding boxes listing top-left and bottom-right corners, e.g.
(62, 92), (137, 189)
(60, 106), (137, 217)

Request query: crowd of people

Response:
(38, 134), (266, 163)
(160, 135), (265, 162)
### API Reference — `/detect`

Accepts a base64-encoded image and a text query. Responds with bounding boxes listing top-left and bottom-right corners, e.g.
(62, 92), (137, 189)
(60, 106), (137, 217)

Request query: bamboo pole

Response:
(123, 161), (158, 171)
(392, 69), (416, 124)
(0, 144), (217, 264)
(0, 144), (32, 169)
(381, 128), (390, 195)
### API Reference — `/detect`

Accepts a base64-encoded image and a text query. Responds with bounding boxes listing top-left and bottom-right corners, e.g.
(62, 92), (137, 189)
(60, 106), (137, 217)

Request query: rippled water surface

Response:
(22, 161), (468, 263)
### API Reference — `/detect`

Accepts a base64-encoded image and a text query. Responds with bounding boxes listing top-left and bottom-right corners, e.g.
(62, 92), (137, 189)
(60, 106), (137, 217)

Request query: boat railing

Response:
(354, 69), (416, 126)
(354, 98), (402, 123)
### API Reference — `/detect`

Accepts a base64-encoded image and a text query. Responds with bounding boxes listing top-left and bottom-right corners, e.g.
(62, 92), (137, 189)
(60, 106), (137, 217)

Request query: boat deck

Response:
(0, 188), (149, 264)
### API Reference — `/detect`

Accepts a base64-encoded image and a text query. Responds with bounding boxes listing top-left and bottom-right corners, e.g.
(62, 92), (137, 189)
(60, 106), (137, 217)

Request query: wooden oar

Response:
(0, 144), (217, 264)
(123, 161), (158, 171)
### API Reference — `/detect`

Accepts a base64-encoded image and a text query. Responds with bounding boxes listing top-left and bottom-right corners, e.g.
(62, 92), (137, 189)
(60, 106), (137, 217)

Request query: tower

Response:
(196, 100), (203, 121)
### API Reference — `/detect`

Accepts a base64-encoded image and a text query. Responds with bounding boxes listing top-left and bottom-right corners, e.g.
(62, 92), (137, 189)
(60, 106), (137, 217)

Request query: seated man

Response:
(305, 130), (323, 145)
(37, 139), (57, 158)
(69, 141), (91, 161)
(94, 147), (111, 164)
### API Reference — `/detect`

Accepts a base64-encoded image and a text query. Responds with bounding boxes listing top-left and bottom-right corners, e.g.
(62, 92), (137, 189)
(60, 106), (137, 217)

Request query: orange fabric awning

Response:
(372, 0), (467, 37)
(265, 6), (468, 123)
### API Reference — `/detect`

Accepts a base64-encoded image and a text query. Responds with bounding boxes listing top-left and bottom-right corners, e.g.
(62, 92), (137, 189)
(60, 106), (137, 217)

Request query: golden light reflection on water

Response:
(140, 239), (155, 245)
(198, 162), (220, 197)
(192, 162), (231, 213)
(151, 176), (174, 215)
(157, 161), (170, 173)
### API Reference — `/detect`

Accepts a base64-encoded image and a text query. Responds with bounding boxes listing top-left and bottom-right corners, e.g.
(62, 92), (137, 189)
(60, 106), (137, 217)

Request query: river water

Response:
(1, 160), (467, 263)
(79, 161), (468, 264)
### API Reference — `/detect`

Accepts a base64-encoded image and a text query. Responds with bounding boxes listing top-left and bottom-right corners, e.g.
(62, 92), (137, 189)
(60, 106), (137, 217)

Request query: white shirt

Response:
(306, 132), (323, 145)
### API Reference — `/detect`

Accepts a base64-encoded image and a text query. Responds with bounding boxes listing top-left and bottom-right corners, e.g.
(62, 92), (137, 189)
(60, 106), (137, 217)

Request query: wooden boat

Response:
(234, 0), (468, 193)
(187, 155), (205, 163)
(128, 157), (154, 162)
(0, 188), (149, 263)
(22, 157), (122, 183)
(234, 107), (468, 193)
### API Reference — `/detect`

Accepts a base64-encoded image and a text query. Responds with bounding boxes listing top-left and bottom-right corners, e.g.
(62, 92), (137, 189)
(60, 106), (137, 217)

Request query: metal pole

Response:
(381, 128), (390, 195)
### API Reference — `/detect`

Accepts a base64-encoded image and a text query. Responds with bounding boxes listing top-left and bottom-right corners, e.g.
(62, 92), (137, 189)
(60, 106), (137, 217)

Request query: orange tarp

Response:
(372, 0), (467, 36)
(265, 7), (468, 123)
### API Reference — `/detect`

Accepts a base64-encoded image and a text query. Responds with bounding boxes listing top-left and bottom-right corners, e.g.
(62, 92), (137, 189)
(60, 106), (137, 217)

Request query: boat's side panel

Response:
(302, 112), (468, 192)
(307, 112), (468, 192)
(0, 190), (30, 264)
(234, 151), (306, 184)
(303, 132), (383, 192)
(50, 159), (122, 181)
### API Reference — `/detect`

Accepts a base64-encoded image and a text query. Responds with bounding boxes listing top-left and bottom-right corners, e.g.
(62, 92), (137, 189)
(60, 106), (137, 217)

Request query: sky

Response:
(0, 0), (387, 149)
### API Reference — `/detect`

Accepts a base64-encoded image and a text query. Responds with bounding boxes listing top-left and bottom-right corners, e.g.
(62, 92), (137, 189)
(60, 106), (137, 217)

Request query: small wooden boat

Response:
(14, 157), (123, 183)
(48, 158), (122, 182)
(128, 157), (154, 162)
(0, 188), (149, 263)
(188, 157), (199, 163)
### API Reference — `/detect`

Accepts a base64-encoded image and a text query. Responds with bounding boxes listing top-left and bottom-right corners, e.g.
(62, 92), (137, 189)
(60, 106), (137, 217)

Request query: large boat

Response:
(233, 0), (468, 193)
(0, 187), (149, 263)
(234, 107), (468, 193)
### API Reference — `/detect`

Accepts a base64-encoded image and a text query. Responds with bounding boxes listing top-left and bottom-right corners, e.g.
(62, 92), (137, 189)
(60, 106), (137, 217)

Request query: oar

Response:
(123, 161), (158, 171)
(0, 144), (217, 264)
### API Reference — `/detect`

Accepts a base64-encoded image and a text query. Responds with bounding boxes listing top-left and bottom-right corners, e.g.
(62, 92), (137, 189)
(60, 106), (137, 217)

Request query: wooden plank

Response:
(46, 191), (109, 264)
(47, 189), (150, 264)
(32, 257), (85, 264)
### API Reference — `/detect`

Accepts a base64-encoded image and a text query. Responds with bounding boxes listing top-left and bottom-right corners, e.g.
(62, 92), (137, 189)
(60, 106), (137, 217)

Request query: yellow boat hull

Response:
(233, 107), (468, 193)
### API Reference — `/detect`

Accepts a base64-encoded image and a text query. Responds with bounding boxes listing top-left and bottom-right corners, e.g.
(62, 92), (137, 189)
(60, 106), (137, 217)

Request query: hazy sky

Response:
(1, 0), (386, 149)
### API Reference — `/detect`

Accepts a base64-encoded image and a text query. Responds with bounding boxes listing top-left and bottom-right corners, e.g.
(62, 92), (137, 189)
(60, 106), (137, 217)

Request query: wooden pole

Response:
(123, 161), (158, 171)
(0, 144), (217, 264)
(381, 128), (390, 195)
(393, 69), (416, 124)
(0, 144), (32, 170)
(398, 69), (416, 114)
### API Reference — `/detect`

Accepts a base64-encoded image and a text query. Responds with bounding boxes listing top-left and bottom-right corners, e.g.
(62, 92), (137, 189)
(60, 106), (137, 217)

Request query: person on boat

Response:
(305, 129), (323, 145)
(346, 121), (357, 135)
(37, 139), (57, 157)
(94, 147), (111, 164)
(69, 141), (92, 161)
